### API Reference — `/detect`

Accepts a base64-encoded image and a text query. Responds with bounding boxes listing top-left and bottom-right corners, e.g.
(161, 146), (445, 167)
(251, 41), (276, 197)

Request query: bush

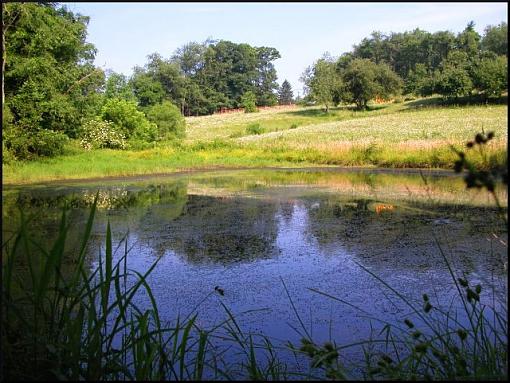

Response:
(145, 101), (186, 139)
(246, 123), (264, 135)
(79, 120), (128, 150)
(131, 120), (159, 142)
(241, 91), (258, 113)
(3, 126), (68, 160)
(290, 123), (299, 129)
(2, 142), (16, 164)
(100, 98), (155, 140)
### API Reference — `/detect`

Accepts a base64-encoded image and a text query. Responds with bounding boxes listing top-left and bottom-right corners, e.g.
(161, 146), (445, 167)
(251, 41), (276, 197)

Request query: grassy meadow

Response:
(3, 99), (508, 185)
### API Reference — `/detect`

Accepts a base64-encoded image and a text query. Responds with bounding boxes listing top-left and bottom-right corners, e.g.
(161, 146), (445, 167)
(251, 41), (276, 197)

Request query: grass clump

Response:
(246, 123), (265, 135)
(1, 196), (215, 380)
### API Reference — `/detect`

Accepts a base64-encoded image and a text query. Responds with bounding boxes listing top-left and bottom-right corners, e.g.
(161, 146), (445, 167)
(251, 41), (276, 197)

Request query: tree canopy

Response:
(2, 3), (104, 159)
(302, 21), (507, 105)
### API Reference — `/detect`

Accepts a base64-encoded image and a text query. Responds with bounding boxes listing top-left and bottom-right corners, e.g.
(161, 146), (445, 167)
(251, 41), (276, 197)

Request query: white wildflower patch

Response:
(79, 120), (128, 150)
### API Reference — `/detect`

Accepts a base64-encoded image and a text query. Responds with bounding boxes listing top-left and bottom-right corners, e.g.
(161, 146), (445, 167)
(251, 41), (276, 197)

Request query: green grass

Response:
(3, 99), (508, 185)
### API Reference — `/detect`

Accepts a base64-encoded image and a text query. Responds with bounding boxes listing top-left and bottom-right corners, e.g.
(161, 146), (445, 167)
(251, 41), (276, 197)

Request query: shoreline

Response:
(2, 164), (463, 189)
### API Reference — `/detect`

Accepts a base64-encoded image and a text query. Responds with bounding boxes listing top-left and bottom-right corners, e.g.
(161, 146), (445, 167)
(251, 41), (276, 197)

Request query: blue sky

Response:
(66, 2), (507, 95)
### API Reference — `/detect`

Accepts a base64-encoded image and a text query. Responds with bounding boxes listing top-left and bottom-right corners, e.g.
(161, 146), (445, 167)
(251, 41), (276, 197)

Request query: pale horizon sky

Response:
(66, 2), (508, 95)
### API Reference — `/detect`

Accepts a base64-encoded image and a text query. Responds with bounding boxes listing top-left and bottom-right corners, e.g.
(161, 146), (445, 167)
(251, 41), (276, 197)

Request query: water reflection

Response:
(3, 169), (507, 272)
(3, 169), (507, 367)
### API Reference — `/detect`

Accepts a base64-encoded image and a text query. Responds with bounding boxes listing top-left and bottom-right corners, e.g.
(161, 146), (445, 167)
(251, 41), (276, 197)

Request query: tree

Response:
(171, 40), (210, 77)
(342, 58), (402, 110)
(255, 47), (281, 106)
(456, 21), (481, 57)
(405, 63), (434, 96)
(2, 3), (104, 158)
(481, 22), (507, 56)
(131, 53), (186, 111)
(130, 67), (165, 107)
(278, 80), (294, 105)
(2, 2), (24, 106)
(434, 51), (473, 98)
(104, 70), (135, 102)
(301, 55), (342, 112)
(472, 54), (508, 98)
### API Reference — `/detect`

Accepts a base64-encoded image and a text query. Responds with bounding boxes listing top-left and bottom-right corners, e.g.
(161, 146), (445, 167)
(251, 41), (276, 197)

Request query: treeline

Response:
(2, 2), (507, 162)
(2, 3), (287, 161)
(303, 21), (508, 109)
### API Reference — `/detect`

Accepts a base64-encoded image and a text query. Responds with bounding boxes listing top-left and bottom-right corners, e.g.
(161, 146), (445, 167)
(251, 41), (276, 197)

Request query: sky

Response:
(66, 2), (508, 95)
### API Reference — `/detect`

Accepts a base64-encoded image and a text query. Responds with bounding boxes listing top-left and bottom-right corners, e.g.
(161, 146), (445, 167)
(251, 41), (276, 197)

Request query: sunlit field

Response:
(3, 101), (507, 185)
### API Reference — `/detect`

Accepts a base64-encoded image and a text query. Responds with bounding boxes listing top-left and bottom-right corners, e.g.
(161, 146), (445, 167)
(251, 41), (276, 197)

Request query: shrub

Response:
(100, 98), (154, 140)
(2, 141), (16, 164)
(241, 91), (258, 113)
(131, 120), (159, 142)
(3, 126), (68, 160)
(79, 119), (128, 150)
(290, 123), (299, 129)
(246, 123), (264, 135)
(146, 101), (186, 139)
(33, 129), (69, 157)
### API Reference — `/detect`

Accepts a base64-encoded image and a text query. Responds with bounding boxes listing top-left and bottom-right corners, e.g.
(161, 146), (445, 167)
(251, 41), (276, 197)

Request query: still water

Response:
(2, 168), (507, 372)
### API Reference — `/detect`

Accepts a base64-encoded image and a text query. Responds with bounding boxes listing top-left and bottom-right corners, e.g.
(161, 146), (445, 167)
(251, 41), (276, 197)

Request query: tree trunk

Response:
(2, 3), (23, 109)
(2, 4), (6, 107)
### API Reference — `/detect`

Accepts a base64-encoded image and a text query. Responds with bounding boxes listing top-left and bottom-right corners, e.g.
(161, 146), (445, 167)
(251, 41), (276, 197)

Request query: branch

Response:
(2, 3), (24, 34)
(64, 68), (102, 95)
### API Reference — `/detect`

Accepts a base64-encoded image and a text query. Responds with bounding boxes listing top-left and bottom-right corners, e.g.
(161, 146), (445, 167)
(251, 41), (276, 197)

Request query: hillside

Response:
(3, 100), (507, 185)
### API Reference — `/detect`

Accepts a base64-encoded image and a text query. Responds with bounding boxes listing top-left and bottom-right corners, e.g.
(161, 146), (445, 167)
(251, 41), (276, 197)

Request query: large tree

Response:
(341, 58), (402, 109)
(2, 3), (104, 158)
(255, 47), (281, 106)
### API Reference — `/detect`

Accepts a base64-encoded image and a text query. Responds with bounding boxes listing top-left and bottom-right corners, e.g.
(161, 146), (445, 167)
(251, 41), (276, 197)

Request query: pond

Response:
(2, 168), (507, 375)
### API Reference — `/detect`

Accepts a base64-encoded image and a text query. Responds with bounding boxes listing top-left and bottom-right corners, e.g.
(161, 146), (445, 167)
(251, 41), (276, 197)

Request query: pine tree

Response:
(278, 79), (294, 105)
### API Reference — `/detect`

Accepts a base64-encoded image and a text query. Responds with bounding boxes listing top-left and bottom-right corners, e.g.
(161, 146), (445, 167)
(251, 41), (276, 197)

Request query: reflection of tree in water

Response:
(278, 200), (296, 226)
(306, 197), (375, 246)
(151, 195), (279, 265)
(305, 196), (507, 275)
(2, 182), (189, 260)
